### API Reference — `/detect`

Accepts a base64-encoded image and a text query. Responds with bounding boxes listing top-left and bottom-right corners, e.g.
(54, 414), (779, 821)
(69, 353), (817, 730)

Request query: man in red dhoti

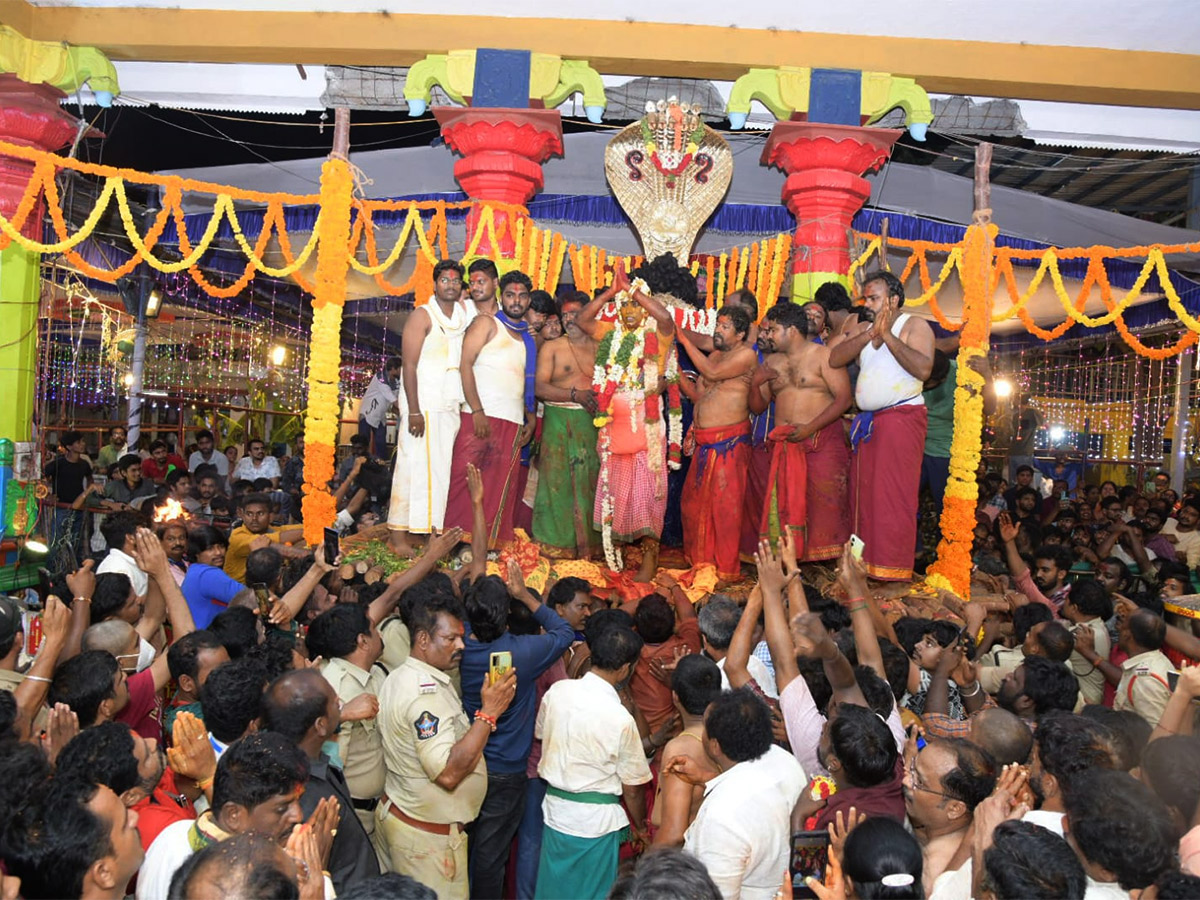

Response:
(443, 270), (536, 546)
(675, 306), (759, 581)
(829, 271), (934, 581)
(752, 302), (852, 561)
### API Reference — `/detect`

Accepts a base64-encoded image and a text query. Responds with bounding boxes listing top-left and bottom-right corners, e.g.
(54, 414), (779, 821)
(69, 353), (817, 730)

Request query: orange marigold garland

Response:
(301, 157), (354, 546)
(927, 220), (997, 598)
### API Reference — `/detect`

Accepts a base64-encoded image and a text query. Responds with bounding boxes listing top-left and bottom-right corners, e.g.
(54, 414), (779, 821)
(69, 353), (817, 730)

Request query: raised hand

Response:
(828, 807), (866, 865)
(833, 540), (869, 603)
(754, 538), (792, 597)
(467, 462), (485, 507)
(64, 559), (96, 602)
(791, 612), (832, 659)
(426, 526), (465, 561)
(42, 702), (79, 765)
(997, 512), (1019, 545)
(39, 595), (72, 647)
(131, 527), (170, 579)
(505, 558), (528, 599)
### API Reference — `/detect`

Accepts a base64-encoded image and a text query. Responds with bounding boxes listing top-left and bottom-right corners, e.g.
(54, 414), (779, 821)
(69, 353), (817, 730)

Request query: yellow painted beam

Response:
(8, 1), (1200, 110)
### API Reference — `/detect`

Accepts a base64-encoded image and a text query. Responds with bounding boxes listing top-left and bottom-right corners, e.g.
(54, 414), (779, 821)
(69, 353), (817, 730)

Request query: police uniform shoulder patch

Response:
(418, 679), (438, 695)
(414, 710), (440, 740)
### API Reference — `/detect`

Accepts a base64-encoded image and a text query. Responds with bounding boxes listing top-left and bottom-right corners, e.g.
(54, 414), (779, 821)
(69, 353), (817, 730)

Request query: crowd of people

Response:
(14, 257), (1200, 900)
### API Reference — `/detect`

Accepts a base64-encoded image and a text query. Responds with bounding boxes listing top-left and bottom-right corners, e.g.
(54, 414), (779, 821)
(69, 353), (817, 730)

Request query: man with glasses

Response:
(901, 737), (997, 895)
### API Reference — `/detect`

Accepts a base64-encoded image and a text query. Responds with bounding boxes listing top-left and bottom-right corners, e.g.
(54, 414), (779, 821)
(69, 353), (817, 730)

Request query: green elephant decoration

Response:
(0, 24), (120, 106)
(726, 66), (932, 140)
(404, 49), (606, 123)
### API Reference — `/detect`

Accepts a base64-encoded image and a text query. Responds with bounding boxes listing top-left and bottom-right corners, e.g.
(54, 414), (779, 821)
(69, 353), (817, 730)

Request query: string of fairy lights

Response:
(37, 259), (403, 443)
(989, 335), (1196, 465)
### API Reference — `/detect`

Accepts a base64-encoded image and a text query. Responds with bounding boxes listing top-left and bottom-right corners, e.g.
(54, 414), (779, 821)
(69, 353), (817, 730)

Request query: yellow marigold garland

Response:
(301, 157), (354, 546)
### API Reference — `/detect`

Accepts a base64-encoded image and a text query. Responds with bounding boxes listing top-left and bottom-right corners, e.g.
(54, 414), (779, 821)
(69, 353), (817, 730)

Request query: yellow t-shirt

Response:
(223, 525), (279, 583)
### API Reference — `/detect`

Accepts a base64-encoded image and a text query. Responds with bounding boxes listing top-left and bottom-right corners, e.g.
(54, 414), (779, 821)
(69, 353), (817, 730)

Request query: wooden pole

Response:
(332, 106), (351, 158)
(973, 141), (993, 219)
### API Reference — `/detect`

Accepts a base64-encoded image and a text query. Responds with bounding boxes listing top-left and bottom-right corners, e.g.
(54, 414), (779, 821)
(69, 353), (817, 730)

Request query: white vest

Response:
(855, 312), (926, 412)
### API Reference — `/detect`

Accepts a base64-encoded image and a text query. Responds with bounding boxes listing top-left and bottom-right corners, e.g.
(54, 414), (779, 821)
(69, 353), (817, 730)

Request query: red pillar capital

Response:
(434, 108), (563, 259)
(761, 122), (902, 300)
(0, 75), (88, 239)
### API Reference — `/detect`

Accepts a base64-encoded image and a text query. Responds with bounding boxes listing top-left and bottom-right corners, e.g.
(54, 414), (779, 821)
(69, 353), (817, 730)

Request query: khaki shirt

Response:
(0, 668), (49, 734)
(320, 657), (386, 801)
(1115, 649), (1175, 725)
(1068, 617), (1111, 707)
(378, 616), (411, 672)
(377, 656), (486, 825)
(979, 646), (1025, 695)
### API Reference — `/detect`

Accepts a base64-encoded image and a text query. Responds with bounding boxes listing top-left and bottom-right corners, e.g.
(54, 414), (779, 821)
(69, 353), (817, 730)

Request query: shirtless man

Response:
(652, 654), (722, 847)
(465, 258), (500, 320)
(752, 302), (852, 561)
(676, 305), (759, 581)
(532, 293), (603, 558)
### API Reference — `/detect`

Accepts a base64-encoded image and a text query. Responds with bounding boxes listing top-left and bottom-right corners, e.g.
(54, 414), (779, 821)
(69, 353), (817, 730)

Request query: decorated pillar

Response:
(762, 121), (901, 303)
(433, 107), (563, 260)
(406, 48), (605, 261)
(728, 66), (932, 303)
(0, 76), (89, 442)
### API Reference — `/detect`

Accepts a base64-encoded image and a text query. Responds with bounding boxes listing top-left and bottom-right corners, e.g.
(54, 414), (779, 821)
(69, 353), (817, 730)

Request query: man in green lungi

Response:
(534, 626), (651, 899)
(532, 293), (602, 558)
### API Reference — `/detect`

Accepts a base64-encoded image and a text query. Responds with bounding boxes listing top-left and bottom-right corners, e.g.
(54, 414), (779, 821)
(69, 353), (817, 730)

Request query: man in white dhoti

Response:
(388, 259), (470, 556)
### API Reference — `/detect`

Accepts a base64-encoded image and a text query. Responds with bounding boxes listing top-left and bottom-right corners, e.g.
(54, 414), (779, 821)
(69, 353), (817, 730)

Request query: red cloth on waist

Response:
(443, 412), (523, 545)
(681, 420), (752, 580)
(848, 404), (927, 581)
(741, 441), (773, 559)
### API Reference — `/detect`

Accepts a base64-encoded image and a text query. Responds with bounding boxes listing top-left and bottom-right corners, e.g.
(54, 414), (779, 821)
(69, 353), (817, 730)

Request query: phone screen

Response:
(251, 583), (271, 618)
(791, 830), (831, 897)
(1168, 670), (1181, 692)
(323, 527), (340, 566)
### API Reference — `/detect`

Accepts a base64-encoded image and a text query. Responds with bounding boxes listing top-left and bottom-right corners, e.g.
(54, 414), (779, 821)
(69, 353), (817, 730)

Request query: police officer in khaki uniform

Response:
(377, 592), (516, 900)
(308, 604), (388, 856)
(1114, 608), (1175, 725)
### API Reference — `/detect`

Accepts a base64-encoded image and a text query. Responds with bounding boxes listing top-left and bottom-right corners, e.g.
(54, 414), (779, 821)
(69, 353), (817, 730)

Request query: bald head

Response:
(259, 668), (337, 751)
(969, 707), (1034, 767)
(81, 619), (136, 657)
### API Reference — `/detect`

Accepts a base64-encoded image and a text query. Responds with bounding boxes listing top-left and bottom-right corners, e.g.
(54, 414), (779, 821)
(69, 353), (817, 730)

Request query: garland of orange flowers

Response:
(300, 157), (354, 545)
(926, 219), (998, 599)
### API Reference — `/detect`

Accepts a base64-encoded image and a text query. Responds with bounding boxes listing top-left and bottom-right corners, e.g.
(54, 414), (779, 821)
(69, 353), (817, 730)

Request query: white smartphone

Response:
(849, 534), (865, 560)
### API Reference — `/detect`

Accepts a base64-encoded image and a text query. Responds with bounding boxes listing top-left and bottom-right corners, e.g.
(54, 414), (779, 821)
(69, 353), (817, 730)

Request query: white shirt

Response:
(718, 654), (778, 698)
(1085, 877), (1130, 900)
(358, 374), (397, 428)
(684, 744), (806, 900)
(137, 818), (335, 900)
(96, 548), (149, 598)
(188, 449), (229, 477)
(232, 455), (281, 484)
(137, 819), (193, 900)
(1022, 808), (1065, 836)
(536, 671), (652, 838)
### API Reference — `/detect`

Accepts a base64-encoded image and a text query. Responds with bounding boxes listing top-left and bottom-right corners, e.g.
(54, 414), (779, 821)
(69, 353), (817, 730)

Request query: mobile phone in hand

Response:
(791, 829), (832, 897)
(251, 583), (272, 618)
(323, 527), (340, 566)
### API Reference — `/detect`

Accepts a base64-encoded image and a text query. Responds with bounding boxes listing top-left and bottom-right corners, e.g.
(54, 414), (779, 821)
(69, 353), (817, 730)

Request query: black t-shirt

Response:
(44, 456), (92, 504)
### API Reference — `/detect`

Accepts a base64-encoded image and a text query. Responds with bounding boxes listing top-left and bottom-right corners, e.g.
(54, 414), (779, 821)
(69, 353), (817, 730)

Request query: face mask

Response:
(136, 636), (156, 673)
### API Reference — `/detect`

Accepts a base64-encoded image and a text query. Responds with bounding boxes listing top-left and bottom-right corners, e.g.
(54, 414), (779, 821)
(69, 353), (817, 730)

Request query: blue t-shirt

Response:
(181, 562), (245, 629)
(459, 603), (574, 774)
